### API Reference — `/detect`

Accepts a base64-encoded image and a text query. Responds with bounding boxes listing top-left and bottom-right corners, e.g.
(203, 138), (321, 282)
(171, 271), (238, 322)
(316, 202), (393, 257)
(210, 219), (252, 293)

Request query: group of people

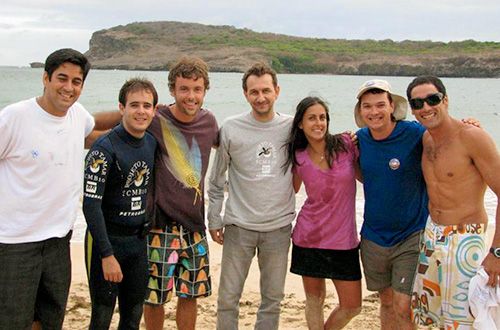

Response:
(0, 47), (499, 330)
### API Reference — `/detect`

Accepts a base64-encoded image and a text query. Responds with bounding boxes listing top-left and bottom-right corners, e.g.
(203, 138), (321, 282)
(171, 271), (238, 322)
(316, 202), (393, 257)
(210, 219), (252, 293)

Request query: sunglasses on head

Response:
(409, 92), (444, 110)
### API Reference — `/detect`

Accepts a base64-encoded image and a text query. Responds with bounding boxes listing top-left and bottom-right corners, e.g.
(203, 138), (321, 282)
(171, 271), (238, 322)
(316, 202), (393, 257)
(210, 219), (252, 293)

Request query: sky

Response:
(1, 0), (499, 66)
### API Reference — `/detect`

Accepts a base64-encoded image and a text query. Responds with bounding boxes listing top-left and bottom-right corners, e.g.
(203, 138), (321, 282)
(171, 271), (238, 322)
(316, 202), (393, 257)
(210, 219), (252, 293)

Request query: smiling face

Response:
(359, 91), (395, 138)
(40, 62), (84, 117)
(299, 103), (328, 143)
(410, 83), (449, 130)
(119, 89), (156, 138)
(244, 74), (280, 122)
(170, 76), (206, 122)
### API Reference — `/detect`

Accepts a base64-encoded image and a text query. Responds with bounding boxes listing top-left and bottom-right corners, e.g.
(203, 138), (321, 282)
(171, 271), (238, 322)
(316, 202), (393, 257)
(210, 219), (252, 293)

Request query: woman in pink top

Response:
(283, 96), (361, 329)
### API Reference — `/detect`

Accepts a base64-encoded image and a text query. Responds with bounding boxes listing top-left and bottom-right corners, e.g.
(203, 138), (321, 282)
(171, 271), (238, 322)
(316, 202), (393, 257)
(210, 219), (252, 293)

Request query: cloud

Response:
(0, 27), (92, 65)
(0, 0), (498, 65)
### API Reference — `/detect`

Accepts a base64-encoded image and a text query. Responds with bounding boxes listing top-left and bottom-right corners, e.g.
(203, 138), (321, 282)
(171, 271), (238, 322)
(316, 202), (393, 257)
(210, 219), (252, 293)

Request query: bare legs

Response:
(144, 304), (164, 330)
(303, 278), (325, 330)
(144, 297), (197, 330)
(379, 287), (415, 330)
(302, 276), (361, 330)
(176, 298), (197, 330)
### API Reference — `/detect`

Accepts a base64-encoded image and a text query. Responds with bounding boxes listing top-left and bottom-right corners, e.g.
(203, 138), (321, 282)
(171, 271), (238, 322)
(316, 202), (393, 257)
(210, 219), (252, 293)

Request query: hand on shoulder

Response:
(458, 123), (495, 154)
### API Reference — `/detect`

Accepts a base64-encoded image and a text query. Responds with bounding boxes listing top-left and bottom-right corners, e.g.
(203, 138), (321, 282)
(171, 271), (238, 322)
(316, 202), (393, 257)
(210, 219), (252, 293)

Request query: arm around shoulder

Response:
(84, 110), (122, 148)
(93, 110), (122, 130)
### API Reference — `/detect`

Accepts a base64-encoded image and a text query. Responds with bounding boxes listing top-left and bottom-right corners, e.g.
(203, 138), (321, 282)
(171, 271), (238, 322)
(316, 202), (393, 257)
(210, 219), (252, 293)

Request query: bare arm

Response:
(84, 110), (122, 148)
(352, 138), (363, 182)
(85, 130), (108, 148)
(463, 128), (500, 286)
(355, 159), (363, 183)
(93, 110), (122, 131)
(292, 171), (302, 193)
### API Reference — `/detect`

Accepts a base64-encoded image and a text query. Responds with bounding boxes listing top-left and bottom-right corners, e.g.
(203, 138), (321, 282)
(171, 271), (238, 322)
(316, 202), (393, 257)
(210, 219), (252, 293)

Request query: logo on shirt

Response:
(86, 150), (108, 175)
(257, 143), (273, 158)
(30, 150), (40, 159)
(125, 161), (151, 188)
(255, 141), (277, 177)
(131, 196), (142, 211)
(85, 181), (97, 194)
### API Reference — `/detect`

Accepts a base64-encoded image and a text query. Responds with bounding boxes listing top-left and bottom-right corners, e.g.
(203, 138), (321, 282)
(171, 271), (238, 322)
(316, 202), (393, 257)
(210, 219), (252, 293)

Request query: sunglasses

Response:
(409, 92), (444, 110)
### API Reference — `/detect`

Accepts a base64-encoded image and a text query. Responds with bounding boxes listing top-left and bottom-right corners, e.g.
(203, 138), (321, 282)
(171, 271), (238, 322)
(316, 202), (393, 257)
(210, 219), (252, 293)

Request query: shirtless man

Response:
(407, 76), (500, 329)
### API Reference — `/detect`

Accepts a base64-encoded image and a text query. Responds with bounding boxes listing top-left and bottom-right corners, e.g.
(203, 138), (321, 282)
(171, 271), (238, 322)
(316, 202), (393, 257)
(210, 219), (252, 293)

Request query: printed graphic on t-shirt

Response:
(255, 141), (277, 178)
(158, 115), (202, 204)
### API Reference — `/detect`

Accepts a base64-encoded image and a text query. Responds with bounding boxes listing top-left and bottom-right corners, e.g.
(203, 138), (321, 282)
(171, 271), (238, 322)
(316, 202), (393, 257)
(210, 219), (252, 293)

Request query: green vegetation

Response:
(187, 33), (499, 56)
(87, 22), (500, 77)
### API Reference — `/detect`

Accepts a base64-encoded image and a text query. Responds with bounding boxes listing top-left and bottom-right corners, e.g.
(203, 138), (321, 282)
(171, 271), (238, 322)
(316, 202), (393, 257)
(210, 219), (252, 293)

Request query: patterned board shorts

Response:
(145, 224), (211, 305)
(411, 217), (487, 329)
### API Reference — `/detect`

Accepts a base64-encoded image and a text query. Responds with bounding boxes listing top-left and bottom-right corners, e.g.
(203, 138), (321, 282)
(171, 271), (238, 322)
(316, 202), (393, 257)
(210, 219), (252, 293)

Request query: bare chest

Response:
(422, 140), (473, 182)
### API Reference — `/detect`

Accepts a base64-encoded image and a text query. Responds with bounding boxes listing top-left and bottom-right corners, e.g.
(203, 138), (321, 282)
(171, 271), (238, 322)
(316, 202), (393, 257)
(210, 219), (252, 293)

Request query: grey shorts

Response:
(0, 231), (72, 329)
(360, 230), (421, 295)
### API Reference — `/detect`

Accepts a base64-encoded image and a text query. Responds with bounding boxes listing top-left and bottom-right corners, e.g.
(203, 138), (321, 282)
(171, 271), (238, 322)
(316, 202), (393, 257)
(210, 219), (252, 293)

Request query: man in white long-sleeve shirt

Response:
(207, 62), (295, 330)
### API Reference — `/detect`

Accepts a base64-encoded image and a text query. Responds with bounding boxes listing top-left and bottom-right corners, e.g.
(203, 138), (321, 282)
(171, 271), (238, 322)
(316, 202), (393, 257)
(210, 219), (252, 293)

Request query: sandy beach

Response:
(64, 213), (496, 330)
(64, 241), (381, 329)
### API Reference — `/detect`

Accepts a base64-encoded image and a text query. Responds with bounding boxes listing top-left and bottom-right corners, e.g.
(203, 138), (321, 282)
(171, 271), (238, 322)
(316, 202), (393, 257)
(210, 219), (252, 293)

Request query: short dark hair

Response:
(44, 48), (91, 81)
(118, 78), (158, 107)
(360, 88), (393, 103)
(406, 75), (447, 100)
(168, 56), (210, 91)
(359, 88), (396, 122)
(242, 62), (278, 91)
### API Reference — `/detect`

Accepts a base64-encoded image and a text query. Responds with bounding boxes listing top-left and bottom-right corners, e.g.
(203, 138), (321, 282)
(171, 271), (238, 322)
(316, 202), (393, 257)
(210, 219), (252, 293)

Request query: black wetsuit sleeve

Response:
(83, 143), (114, 257)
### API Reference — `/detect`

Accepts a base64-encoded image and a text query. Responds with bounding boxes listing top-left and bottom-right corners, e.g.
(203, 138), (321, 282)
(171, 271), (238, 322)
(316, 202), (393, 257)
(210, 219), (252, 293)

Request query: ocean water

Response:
(0, 67), (498, 241)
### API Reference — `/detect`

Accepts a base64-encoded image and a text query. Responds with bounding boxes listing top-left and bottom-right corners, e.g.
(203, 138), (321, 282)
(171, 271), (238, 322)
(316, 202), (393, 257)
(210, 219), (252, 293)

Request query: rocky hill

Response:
(84, 21), (500, 77)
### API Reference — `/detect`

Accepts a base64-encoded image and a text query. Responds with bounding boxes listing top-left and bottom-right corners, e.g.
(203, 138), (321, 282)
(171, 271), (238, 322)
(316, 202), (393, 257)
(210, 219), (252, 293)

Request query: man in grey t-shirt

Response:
(208, 63), (295, 330)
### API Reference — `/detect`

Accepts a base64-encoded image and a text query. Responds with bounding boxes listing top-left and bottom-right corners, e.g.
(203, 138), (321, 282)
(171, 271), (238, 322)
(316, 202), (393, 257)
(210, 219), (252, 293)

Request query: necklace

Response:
(308, 146), (325, 161)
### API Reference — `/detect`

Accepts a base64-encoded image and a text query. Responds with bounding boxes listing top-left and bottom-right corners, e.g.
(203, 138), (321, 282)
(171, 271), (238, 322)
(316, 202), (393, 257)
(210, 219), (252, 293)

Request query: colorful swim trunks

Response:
(145, 224), (211, 305)
(411, 217), (487, 329)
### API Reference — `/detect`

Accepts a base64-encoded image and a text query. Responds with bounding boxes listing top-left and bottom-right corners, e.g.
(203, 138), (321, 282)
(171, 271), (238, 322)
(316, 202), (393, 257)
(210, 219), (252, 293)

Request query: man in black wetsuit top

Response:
(83, 78), (158, 329)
